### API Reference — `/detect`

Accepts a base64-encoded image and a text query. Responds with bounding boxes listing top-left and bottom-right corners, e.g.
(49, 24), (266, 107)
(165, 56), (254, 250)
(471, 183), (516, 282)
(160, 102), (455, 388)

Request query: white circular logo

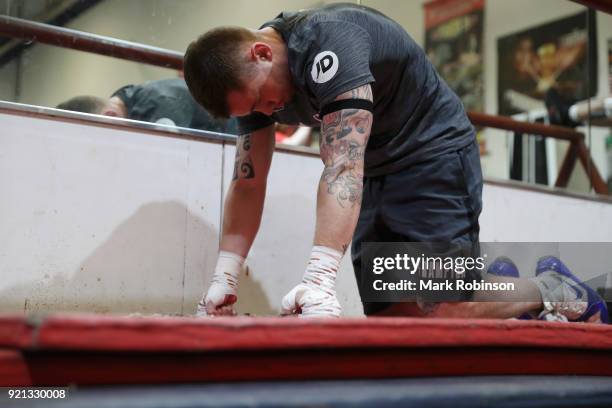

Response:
(310, 51), (339, 84)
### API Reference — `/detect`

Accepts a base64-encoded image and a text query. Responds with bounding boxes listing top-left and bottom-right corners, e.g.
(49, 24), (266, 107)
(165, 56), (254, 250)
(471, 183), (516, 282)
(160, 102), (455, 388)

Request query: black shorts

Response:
(351, 141), (483, 315)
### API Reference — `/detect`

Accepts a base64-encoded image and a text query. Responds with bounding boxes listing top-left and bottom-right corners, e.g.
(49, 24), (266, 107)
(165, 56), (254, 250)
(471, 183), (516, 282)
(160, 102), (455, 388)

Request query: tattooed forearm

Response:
(314, 84), (372, 252)
(321, 161), (363, 208)
(232, 134), (255, 180)
(319, 84), (373, 208)
(320, 109), (371, 208)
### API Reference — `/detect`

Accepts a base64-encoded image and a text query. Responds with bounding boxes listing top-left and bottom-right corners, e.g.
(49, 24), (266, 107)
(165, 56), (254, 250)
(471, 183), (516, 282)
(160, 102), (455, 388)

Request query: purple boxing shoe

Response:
(533, 256), (608, 324)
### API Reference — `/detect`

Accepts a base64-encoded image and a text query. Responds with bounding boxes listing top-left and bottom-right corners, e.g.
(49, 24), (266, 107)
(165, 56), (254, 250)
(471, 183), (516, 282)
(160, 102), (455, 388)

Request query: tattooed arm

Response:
(315, 84), (373, 254)
(220, 124), (275, 257)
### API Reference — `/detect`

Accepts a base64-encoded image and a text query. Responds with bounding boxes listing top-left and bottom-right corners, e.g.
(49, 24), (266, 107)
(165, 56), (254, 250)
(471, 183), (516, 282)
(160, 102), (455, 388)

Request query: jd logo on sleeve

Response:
(311, 51), (339, 84)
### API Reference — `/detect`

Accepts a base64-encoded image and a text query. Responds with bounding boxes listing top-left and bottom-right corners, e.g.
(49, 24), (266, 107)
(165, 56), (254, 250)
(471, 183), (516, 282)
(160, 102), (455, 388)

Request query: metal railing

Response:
(0, 15), (182, 69)
(0, 14), (608, 194)
(468, 112), (607, 194)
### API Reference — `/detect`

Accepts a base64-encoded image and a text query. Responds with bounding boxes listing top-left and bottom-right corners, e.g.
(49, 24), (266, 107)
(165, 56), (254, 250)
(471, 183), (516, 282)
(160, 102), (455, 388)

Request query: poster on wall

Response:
(497, 11), (597, 116)
(424, 0), (485, 113)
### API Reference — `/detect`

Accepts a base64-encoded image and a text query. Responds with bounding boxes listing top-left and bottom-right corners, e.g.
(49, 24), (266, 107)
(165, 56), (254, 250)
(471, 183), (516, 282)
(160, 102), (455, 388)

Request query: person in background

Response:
(57, 78), (238, 134)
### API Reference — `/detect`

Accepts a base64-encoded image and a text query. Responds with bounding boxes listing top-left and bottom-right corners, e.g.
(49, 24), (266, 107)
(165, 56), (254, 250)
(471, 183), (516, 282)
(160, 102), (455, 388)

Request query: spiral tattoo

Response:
(232, 134), (255, 181)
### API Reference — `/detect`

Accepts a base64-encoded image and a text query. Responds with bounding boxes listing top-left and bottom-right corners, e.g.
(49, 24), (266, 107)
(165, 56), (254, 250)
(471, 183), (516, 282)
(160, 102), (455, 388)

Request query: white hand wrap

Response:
(281, 246), (343, 318)
(196, 251), (244, 317)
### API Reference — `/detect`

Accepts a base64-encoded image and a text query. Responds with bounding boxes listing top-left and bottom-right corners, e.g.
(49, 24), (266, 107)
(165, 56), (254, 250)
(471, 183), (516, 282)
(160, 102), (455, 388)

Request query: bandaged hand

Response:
(281, 246), (343, 318)
(196, 251), (244, 317)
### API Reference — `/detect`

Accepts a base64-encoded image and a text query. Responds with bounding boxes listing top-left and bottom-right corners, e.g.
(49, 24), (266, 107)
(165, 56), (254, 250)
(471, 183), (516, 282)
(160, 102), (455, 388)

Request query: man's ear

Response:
(250, 42), (273, 62)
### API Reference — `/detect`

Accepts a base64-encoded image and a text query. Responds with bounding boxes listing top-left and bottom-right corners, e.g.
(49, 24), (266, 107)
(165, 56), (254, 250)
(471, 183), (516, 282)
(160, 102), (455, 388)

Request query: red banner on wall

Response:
(424, 0), (485, 114)
(424, 0), (486, 153)
(424, 0), (485, 30)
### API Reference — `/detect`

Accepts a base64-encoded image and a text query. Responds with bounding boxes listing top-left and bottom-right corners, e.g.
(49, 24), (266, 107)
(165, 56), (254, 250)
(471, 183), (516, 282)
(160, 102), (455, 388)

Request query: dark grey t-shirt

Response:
(238, 3), (475, 176)
(114, 78), (238, 134)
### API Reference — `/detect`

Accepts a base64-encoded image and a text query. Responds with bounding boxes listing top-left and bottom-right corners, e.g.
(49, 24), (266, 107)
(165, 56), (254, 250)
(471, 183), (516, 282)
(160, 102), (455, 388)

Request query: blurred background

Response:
(1, 0), (611, 195)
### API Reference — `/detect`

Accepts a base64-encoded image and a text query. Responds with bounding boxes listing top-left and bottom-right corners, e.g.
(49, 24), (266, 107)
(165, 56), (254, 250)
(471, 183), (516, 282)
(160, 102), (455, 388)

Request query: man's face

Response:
(226, 43), (293, 117)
